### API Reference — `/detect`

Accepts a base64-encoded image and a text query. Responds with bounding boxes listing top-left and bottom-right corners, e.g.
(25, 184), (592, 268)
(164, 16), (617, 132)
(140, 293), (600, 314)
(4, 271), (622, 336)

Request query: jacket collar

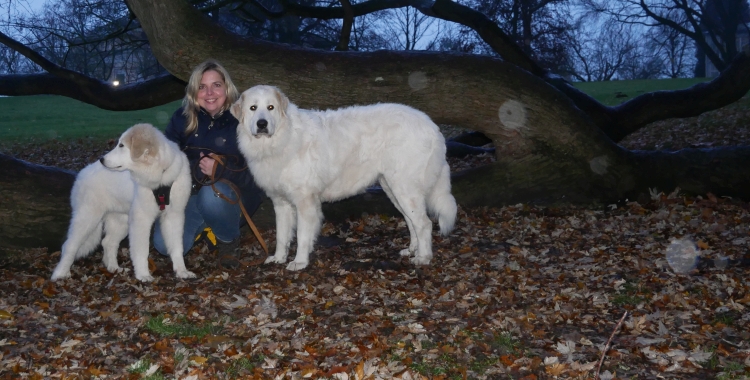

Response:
(199, 107), (226, 120)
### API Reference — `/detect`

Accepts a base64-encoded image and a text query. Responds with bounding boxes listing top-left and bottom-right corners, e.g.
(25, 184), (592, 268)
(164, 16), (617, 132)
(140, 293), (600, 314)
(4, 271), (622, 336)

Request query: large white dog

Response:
(232, 85), (457, 271)
(50, 123), (195, 282)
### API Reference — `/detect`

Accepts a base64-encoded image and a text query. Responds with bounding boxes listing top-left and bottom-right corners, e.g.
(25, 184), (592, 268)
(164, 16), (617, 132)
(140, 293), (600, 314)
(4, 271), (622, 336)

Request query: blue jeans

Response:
(153, 181), (241, 256)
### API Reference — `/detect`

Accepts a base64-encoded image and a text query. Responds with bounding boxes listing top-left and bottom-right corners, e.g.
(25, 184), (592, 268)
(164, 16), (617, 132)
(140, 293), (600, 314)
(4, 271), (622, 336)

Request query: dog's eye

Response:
(118, 143), (124, 148)
(267, 105), (274, 111)
(250, 105), (257, 111)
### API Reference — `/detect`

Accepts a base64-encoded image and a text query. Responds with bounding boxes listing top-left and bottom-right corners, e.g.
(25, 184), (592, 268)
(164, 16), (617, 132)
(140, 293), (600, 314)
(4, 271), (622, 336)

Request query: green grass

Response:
(0, 95), (180, 142)
(144, 314), (223, 339)
(0, 77), (727, 142)
(572, 77), (710, 106)
(611, 280), (648, 306)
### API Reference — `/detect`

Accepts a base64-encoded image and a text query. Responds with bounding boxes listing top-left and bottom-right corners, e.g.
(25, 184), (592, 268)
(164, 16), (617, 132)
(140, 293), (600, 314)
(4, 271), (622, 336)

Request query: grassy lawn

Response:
(0, 95), (181, 143)
(0, 77), (720, 143)
(572, 77), (710, 106)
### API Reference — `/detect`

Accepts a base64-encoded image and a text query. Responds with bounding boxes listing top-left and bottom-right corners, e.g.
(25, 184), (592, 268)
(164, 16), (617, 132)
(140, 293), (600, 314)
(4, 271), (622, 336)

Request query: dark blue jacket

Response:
(165, 107), (264, 215)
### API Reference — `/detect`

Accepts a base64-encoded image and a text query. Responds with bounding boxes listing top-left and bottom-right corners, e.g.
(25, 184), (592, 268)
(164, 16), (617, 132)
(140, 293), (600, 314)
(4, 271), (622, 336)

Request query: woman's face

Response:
(197, 69), (227, 116)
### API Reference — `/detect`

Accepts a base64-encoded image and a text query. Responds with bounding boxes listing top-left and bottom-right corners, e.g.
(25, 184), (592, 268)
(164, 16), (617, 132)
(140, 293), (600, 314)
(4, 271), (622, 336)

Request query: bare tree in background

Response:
(377, 6), (444, 50)
(4, 0), (159, 81)
(646, 10), (697, 78)
(567, 18), (639, 81)
(582, 0), (750, 74)
(452, 0), (575, 72)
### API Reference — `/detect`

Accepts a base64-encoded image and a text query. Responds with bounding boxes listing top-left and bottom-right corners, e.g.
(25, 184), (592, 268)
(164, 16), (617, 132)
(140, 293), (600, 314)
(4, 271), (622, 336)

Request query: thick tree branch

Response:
(0, 73), (186, 110)
(430, 0), (546, 77)
(278, 0), (415, 19)
(0, 30), (185, 109)
(603, 49), (750, 141)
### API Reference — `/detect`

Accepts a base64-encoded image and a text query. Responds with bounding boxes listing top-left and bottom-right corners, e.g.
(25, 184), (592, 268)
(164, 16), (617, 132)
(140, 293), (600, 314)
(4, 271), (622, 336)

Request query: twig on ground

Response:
(595, 311), (628, 380)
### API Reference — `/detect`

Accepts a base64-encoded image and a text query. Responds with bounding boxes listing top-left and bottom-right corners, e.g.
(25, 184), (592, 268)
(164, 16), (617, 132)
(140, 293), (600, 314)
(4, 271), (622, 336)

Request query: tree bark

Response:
(0, 155), (75, 253)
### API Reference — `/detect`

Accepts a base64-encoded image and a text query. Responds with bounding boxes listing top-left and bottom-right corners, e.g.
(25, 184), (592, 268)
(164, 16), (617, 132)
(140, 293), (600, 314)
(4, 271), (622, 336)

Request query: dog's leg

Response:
(286, 196), (322, 271)
(380, 178), (418, 258)
(389, 185), (433, 265)
(159, 210), (197, 279)
(265, 198), (296, 265)
(128, 198), (156, 282)
(101, 213), (128, 273)
(51, 212), (104, 281)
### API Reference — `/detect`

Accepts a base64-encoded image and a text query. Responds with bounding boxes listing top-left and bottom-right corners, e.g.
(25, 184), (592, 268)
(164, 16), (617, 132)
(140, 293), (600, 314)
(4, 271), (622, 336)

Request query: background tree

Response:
(583, 0), (750, 74)
(376, 6), (444, 50)
(567, 18), (639, 81)
(647, 10), (697, 79)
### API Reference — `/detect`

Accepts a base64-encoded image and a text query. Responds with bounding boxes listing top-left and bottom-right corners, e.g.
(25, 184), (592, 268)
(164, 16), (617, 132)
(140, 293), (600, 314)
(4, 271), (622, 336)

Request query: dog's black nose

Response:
(257, 119), (268, 133)
(99, 157), (105, 164)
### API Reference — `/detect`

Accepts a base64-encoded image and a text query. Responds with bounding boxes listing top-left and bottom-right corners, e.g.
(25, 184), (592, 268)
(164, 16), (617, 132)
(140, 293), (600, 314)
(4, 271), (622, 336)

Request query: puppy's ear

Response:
(230, 94), (244, 125)
(273, 87), (289, 119)
(130, 124), (159, 162)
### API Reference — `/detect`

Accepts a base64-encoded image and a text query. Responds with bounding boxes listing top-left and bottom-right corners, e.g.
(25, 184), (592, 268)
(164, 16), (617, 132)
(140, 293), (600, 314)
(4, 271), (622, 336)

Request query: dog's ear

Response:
(273, 86), (289, 119)
(230, 94), (244, 125)
(129, 124), (160, 162)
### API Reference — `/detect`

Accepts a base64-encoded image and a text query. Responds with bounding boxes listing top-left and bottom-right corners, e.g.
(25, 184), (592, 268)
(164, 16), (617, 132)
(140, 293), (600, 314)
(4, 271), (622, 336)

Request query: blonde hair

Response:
(182, 59), (240, 134)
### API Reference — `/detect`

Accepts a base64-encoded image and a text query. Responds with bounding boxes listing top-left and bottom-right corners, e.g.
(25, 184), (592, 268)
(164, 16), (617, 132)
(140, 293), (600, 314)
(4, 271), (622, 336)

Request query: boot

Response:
(217, 237), (241, 269)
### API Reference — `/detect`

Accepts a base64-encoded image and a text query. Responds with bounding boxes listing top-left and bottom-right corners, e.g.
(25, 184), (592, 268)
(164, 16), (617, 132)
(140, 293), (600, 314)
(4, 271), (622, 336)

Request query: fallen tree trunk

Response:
(5, 143), (750, 252)
(1, 155), (75, 253)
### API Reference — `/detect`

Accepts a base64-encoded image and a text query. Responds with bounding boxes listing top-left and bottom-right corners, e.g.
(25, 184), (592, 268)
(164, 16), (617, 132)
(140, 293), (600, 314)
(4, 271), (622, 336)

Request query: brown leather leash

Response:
(208, 154), (269, 256)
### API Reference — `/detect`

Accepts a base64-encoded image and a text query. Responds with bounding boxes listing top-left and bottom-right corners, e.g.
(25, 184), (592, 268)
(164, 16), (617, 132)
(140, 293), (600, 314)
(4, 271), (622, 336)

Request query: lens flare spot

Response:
(665, 237), (699, 274)
(408, 71), (428, 90)
(498, 100), (526, 130)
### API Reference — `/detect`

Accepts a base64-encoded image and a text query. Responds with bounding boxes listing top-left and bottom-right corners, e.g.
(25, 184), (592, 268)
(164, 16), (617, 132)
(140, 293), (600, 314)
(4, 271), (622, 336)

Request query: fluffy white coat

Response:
(232, 85), (457, 271)
(51, 123), (194, 282)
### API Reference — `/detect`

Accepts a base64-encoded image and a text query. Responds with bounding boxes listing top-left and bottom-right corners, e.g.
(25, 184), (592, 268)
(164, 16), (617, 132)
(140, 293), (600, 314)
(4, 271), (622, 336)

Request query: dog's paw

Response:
(286, 261), (308, 271)
(399, 248), (413, 257)
(175, 270), (197, 279)
(135, 273), (155, 282)
(50, 270), (71, 281)
(410, 256), (432, 266)
(265, 255), (286, 264)
(105, 263), (122, 273)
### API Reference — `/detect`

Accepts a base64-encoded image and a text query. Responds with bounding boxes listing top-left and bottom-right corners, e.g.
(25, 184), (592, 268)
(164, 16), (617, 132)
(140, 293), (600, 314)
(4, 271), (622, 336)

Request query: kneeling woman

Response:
(153, 59), (264, 269)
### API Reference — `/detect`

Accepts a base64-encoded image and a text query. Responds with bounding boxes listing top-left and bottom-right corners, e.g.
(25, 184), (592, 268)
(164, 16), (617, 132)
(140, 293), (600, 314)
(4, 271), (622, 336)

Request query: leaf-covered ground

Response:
(2, 104), (750, 379)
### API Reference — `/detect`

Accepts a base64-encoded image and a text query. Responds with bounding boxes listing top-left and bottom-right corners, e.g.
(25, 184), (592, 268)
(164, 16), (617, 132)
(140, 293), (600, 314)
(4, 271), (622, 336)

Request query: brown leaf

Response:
(154, 338), (171, 351)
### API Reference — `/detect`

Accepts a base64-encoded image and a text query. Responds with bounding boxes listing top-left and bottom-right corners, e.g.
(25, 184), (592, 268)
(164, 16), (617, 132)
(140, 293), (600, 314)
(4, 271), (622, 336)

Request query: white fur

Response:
(232, 85), (457, 271)
(51, 123), (195, 282)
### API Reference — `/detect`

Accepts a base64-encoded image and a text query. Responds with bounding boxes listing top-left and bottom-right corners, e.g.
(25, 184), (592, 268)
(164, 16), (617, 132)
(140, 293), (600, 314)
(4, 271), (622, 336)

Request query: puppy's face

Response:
(231, 85), (288, 138)
(100, 123), (159, 171)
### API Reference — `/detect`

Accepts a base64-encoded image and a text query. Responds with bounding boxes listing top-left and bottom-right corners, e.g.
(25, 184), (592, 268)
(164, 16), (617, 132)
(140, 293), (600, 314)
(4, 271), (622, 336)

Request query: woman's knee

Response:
(198, 182), (238, 203)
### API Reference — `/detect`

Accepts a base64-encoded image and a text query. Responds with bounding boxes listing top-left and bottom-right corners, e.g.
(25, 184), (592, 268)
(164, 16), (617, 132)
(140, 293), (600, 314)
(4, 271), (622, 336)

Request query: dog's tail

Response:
(427, 164), (457, 235)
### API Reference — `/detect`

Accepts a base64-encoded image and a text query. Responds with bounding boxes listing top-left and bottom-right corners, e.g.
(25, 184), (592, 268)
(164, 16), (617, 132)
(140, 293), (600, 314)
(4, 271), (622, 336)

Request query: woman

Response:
(153, 59), (264, 269)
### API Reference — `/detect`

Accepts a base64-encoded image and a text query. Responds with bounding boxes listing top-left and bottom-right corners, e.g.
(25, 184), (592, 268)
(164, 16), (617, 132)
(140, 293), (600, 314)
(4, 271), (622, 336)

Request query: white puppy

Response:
(232, 85), (457, 271)
(51, 123), (195, 282)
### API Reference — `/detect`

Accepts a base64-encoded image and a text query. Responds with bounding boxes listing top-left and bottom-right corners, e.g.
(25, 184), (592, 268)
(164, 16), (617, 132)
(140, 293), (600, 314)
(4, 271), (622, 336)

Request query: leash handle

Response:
(209, 157), (269, 256)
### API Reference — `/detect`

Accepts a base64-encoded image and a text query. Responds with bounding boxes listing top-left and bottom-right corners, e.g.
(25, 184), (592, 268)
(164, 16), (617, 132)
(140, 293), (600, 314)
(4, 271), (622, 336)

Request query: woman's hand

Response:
(199, 152), (219, 176)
